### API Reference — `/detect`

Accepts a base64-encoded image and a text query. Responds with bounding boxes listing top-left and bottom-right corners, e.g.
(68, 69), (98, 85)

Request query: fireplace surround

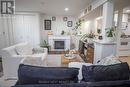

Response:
(54, 41), (65, 49)
(48, 36), (70, 51)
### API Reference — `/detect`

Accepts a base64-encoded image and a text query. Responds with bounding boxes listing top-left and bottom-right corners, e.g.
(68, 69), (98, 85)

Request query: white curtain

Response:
(0, 15), (14, 47)
(0, 13), (40, 48)
(0, 16), (6, 51)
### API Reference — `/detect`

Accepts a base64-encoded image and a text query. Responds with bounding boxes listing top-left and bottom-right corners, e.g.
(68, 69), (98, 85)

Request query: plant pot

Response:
(46, 47), (50, 52)
(106, 37), (114, 42)
(41, 46), (50, 52)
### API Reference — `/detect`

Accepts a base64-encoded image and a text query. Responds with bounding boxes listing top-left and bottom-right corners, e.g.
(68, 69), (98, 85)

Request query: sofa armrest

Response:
(12, 54), (46, 58)
(12, 55), (30, 58)
(12, 55), (40, 59)
(33, 47), (48, 54)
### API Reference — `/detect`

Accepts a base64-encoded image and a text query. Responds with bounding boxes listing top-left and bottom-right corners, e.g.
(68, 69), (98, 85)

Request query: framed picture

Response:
(121, 22), (128, 30)
(63, 17), (67, 21)
(44, 20), (51, 30)
(52, 16), (56, 21)
(67, 21), (73, 27)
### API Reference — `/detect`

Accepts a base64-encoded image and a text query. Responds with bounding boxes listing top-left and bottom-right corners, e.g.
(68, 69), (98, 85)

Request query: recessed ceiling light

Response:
(126, 10), (130, 13)
(65, 8), (69, 11)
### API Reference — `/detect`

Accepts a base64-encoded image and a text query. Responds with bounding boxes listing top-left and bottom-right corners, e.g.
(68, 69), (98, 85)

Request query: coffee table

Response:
(61, 54), (81, 66)
(118, 56), (130, 68)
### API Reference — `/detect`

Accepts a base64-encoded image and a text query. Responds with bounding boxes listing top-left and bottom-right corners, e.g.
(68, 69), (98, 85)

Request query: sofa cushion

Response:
(17, 64), (79, 85)
(82, 63), (129, 82)
(69, 62), (92, 81)
(15, 43), (33, 55)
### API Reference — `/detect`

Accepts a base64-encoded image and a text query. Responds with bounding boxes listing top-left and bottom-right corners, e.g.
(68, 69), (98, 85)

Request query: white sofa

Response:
(1, 42), (48, 80)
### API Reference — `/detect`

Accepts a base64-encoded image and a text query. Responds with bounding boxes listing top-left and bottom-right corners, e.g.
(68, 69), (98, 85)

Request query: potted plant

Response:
(61, 30), (65, 35)
(86, 32), (95, 39)
(106, 27), (115, 42)
(86, 32), (95, 43)
(40, 40), (50, 52)
(72, 19), (83, 35)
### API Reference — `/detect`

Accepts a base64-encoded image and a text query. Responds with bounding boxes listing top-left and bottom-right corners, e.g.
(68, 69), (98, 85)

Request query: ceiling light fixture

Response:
(126, 10), (130, 13)
(65, 8), (69, 11)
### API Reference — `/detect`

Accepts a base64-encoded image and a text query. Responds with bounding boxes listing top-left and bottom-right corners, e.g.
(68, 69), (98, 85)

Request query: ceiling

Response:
(15, 0), (93, 16)
(15, 0), (130, 16)
(113, 0), (130, 12)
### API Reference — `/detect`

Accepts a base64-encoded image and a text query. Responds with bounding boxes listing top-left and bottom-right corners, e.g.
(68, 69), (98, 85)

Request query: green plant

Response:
(106, 27), (115, 37)
(61, 30), (65, 35)
(72, 19), (83, 35)
(75, 19), (82, 29)
(40, 40), (49, 48)
(72, 19), (83, 31)
(87, 33), (95, 38)
(85, 31), (95, 38)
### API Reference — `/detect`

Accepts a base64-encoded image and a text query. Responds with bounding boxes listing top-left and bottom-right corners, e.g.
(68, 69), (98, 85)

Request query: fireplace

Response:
(54, 41), (65, 49)
(48, 36), (70, 51)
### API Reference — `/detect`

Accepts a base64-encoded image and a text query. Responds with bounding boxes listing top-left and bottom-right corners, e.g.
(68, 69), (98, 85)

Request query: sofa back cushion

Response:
(82, 63), (129, 82)
(69, 62), (92, 81)
(17, 64), (79, 85)
(15, 42), (33, 55)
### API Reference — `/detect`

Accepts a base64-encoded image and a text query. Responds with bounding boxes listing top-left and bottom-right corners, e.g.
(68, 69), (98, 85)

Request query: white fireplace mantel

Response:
(48, 36), (71, 51)
(48, 36), (71, 40)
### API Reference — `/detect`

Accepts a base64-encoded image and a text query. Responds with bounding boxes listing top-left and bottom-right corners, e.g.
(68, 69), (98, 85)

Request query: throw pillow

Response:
(69, 62), (92, 81)
(82, 63), (129, 82)
(97, 55), (121, 65)
(17, 64), (79, 85)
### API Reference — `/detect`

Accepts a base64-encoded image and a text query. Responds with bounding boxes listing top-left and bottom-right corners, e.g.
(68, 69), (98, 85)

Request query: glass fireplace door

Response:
(54, 41), (65, 50)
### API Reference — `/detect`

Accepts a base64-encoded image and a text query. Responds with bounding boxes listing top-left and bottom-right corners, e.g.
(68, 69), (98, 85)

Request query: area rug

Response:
(47, 55), (61, 67)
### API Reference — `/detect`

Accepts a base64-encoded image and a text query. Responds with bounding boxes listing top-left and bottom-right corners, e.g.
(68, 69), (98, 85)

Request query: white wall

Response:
(114, 13), (130, 35)
(124, 22), (130, 35)
(41, 15), (77, 41)
(121, 14), (130, 35)
(81, 19), (97, 35)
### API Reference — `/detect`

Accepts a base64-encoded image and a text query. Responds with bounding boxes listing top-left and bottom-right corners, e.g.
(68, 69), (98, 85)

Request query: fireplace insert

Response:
(54, 41), (65, 50)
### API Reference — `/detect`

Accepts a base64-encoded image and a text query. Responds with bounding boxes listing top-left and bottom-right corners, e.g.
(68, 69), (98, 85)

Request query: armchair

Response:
(1, 42), (48, 80)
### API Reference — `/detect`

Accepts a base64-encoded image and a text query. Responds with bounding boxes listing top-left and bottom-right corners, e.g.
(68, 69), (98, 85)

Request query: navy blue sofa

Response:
(12, 63), (130, 87)
(13, 80), (130, 87)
